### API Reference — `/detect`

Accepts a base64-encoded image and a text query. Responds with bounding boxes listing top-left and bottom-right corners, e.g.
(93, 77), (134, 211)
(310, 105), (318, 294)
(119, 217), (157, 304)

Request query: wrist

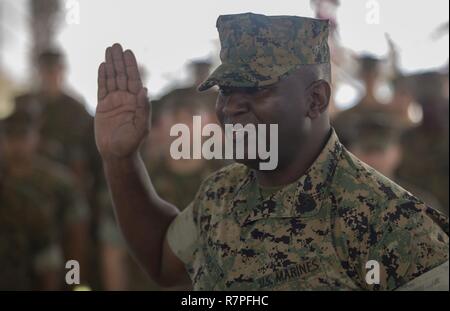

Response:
(102, 152), (141, 169)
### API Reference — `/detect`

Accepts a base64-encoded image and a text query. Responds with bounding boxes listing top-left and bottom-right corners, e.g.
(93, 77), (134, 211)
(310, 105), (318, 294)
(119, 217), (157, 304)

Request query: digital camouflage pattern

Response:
(147, 79), (226, 211)
(15, 92), (95, 168)
(0, 157), (89, 289)
(0, 188), (63, 290)
(168, 130), (449, 290)
(14, 92), (106, 287)
(0, 180), (61, 290)
(0, 156), (90, 229)
(14, 92), (104, 219)
(151, 158), (225, 213)
(198, 13), (330, 91)
(338, 113), (445, 214)
(0, 158), (76, 290)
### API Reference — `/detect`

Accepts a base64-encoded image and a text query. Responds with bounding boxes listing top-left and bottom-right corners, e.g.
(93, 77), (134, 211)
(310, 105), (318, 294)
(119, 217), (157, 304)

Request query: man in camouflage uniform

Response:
(146, 59), (225, 211)
(332, 55), (391, 147)
(154, 60), (218, 120)
(16, 50), (104, 287)
(15, 50), (99, 194)
(396, 72), (449, 216)
(0, 107), (89, 290)
(94, 13), (448, 290)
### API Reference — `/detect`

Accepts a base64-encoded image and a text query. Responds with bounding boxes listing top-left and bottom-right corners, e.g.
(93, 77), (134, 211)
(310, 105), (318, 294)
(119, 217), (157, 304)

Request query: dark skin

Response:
(95, 43), (331, 286)
(216, 73), (332, 187)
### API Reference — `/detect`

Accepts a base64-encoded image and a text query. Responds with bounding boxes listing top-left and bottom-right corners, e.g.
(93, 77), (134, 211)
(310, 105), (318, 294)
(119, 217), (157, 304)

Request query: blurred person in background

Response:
(332, 54), (393, 147)
(145, 59), (225, 213)
(396, 71), (449, 215)
(310, 0), (351, 120)
(0, 106), (88, 290)
(387, 75), (418, 129)
(347, 114), (443, 213)
(145, 104), (225, 213)
(155, 60), (219, 124)
(14, 49), (103, 287)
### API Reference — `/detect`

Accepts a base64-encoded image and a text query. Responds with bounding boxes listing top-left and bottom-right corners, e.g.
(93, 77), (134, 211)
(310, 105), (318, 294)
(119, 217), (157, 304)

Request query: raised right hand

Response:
(95, 43), (150, 161)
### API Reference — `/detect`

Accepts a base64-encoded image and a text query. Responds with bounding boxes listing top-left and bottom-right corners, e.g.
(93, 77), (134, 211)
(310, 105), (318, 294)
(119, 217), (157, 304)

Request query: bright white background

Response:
(1, 0), (449, 114)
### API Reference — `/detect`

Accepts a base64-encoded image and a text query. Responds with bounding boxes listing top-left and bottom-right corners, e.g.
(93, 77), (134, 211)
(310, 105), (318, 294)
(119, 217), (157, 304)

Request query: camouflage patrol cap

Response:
(198, 12), (330, 91)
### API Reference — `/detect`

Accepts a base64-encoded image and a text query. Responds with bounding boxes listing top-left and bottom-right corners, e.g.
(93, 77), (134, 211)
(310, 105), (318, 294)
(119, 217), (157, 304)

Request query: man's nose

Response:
(222, 93), (250, 119)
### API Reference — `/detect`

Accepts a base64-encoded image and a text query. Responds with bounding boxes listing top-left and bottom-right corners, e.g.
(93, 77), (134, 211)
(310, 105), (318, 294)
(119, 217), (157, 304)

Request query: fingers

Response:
(111, 43), (128, 91)
(98, 62), (108, 100)
(105, 47), (117, 92)
(124, 50), (143, 94)
(102, 43), (143, 95)
(135, 87), (151, 132)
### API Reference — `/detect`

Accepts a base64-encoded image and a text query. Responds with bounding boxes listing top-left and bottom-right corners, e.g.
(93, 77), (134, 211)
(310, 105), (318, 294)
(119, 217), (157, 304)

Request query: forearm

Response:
(103, 154), (179, 282)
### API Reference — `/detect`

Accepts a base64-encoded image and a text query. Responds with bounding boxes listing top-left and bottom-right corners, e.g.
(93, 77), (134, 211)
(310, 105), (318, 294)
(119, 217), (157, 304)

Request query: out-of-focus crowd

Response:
(0, 51), (226, 290)
(0, 16), (449, 291)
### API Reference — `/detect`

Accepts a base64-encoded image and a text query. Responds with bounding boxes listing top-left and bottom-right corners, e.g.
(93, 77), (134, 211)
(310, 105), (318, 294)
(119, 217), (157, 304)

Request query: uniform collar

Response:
(290, 128), (343, 205)
(233, 128), (343, 224)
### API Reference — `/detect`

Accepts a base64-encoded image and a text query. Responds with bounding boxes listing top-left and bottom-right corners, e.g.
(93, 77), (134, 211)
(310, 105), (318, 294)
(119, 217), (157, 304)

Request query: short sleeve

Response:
(391, 205), (449, 288)
(396, 261), (449, 291)
(166, 202), (199, 264)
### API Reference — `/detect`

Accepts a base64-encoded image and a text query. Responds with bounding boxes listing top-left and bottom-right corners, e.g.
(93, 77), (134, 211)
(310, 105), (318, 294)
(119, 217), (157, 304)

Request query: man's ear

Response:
(307, 80), (331, 119)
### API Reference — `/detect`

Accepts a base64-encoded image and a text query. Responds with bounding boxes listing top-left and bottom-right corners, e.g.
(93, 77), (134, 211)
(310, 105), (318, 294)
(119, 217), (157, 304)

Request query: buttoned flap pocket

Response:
(235, 192), (323, 227)
(221, 192), (336, 290)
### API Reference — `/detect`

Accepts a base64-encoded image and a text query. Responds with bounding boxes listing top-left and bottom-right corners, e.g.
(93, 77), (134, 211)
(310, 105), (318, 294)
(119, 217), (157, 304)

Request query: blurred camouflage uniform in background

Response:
(396, 72), (449, 216)
(148, 59), (225, 210)
(0, 181), (61, 290)
(14, 50), (105, 288)
(0, 107), (88, 289)
(345, 114), (444, 213)
(332, 55), (398, 147)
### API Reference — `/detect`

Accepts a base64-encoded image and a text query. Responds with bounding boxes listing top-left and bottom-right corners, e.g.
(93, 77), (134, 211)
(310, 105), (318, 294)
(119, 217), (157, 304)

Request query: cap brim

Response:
(197, 62), (290, 92)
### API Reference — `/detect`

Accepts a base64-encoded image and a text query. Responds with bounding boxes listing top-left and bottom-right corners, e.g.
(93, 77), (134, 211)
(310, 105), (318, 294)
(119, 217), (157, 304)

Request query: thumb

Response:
(135, 87), (151, 134)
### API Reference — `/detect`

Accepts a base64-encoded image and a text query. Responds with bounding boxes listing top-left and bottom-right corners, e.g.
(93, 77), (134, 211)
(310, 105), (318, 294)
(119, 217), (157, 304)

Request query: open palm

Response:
(95, 43), (150, 160)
